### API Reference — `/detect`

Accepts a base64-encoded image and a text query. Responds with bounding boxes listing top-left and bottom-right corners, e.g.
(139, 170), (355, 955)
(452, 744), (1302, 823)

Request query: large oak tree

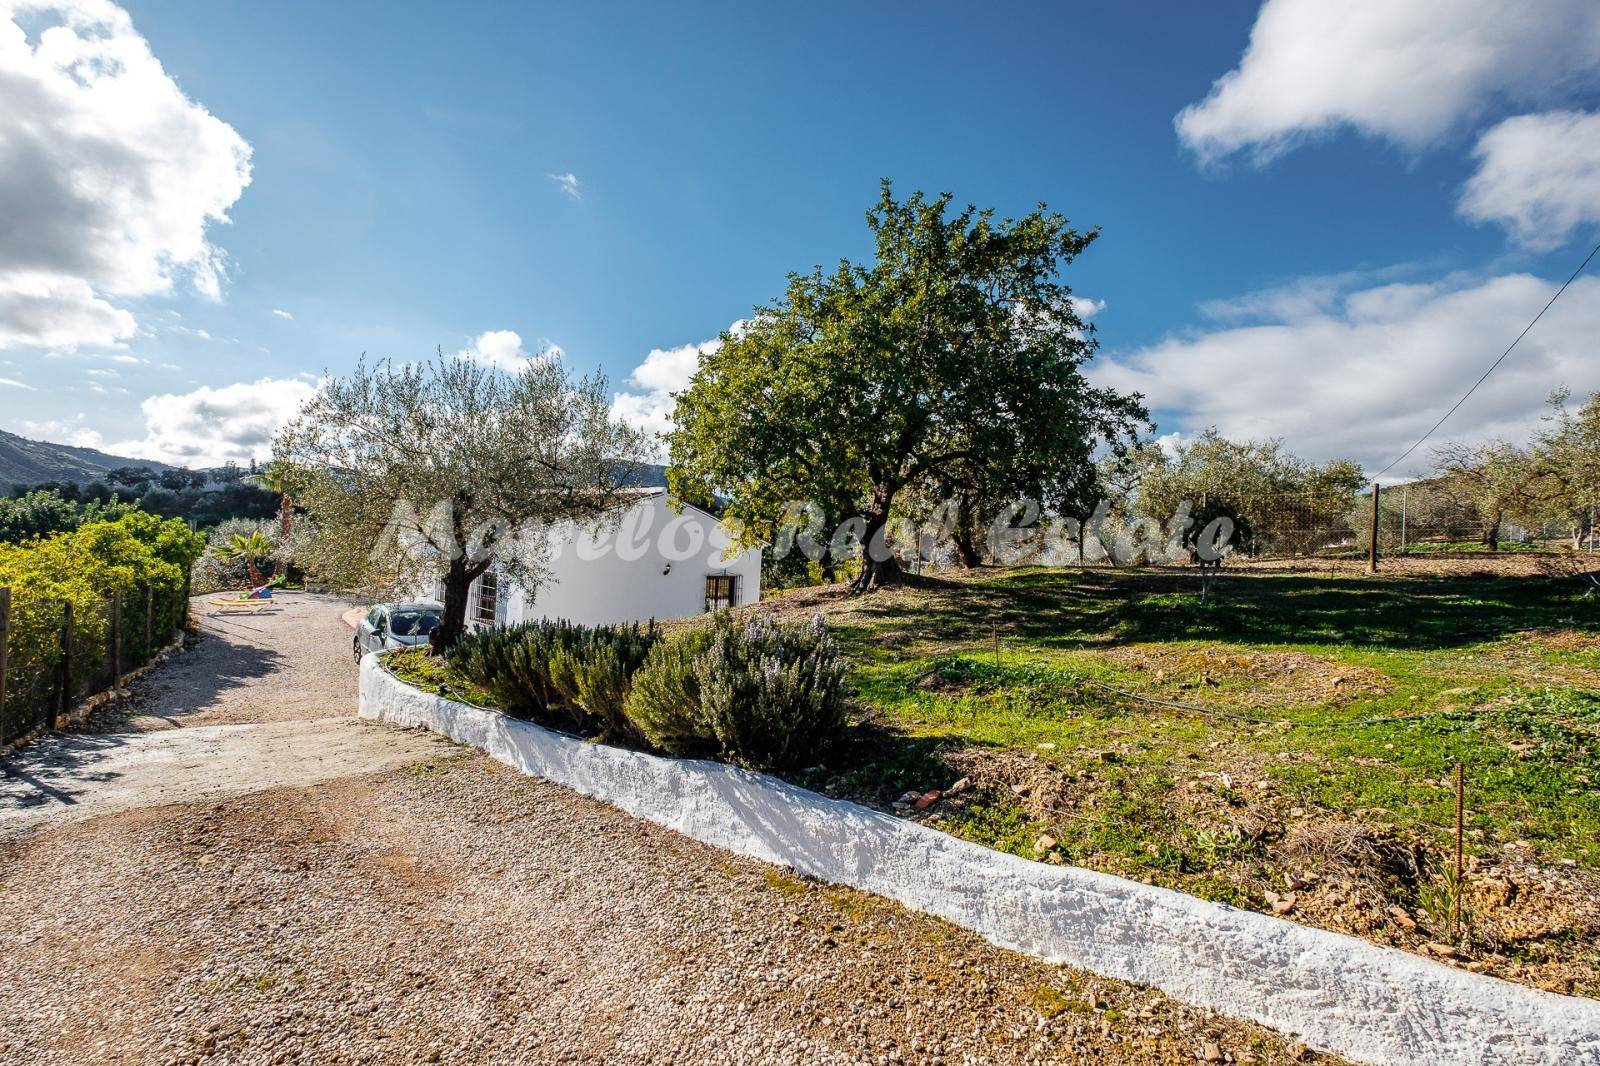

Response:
(668, 182), (1147, 590)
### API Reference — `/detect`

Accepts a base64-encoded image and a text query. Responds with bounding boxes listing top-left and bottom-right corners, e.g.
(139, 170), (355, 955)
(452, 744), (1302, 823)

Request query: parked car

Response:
(353, 602), (443, 661)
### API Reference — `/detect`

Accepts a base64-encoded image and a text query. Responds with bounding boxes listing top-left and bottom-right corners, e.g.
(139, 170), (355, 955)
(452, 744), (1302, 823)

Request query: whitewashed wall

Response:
(446, 491), (762, 628)
(505, 491), (760, 626)
(359, 659), (1600, 1066)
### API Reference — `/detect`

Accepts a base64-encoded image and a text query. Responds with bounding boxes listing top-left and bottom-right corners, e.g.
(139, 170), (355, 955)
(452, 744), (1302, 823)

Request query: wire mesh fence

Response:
(928, 485), (1600, 571)
(0, 578), (190, 746)
(1215, 484), (1598, 562)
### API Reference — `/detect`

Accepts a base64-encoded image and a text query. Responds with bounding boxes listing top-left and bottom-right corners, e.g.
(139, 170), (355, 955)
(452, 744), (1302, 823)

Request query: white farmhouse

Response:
(436, 488), (762, 630)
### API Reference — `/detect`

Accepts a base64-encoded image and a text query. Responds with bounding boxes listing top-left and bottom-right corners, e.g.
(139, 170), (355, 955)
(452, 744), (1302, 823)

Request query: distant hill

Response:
(0, 432), (665, 492)
(0, 429), (177, 488)
(620, 462), (669, 488)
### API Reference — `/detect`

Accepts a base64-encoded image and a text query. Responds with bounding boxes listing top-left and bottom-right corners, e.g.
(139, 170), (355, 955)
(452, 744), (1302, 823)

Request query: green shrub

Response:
(571, 644), (636, 741)
(616, 613), (847, 770)
(0, 489), (136, 543)
(447, 611), (848, 771)
(447, 619), (587, 719)
(0, 512), (202, 737)
(697, 615), (847, 770)
(447, 618), (657, 737)
(624, 626), (715, 756)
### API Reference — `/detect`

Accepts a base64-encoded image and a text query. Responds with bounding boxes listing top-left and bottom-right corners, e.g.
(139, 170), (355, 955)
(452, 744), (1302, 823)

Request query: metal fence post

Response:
(0, 587), (9, 730)
(54, 600), (73, 731)
(111, 591), (123, 693)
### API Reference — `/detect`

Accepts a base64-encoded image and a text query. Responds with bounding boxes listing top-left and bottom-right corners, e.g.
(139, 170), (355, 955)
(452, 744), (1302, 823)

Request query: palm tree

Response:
(220, 531), (275, 587)
(244, 460), (296, 540)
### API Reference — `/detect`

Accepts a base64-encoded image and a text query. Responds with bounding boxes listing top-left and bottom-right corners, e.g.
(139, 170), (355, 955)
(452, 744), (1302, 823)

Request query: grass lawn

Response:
(382, 561), (1600, 998)
(756, 564), (1600, 997)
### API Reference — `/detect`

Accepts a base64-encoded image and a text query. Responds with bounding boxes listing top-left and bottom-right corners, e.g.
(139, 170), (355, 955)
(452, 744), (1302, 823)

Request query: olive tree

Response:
(275, 353), (649, 647)
(1126, 430), (1364, 557)
(1532, 389), (1600, 550)
(1432, 439), (1540, 551)
(668, 182), (1147, 591)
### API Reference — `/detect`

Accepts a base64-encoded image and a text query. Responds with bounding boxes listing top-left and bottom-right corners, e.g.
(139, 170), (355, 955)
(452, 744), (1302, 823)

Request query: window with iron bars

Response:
(704, 574), (738, 612)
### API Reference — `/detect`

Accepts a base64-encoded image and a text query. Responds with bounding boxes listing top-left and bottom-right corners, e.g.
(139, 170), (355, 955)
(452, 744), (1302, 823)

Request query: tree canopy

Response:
(1531, 389), (1600, 548)
(668, 182), (1147, 590)
(275, 352), (650, 646)
(1120, 430), (1366, 557)
(0, 489), (136, 543)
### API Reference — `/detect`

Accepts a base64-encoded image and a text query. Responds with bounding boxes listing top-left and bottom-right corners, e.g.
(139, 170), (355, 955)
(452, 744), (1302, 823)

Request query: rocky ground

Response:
(0, 593), (1331, 1064)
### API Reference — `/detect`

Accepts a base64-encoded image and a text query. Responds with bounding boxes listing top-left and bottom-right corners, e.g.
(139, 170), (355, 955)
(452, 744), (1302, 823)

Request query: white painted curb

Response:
(360, 656), (1600, 1065)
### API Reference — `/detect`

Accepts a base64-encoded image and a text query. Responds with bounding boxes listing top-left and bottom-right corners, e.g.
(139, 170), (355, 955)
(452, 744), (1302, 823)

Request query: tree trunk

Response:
(1484, 513), (1502, 553)
(851, 551), (902, 592)
(850, 506), (902, 593)
(430, 560), (481, 652)
(279, 494), (293, 541)
(952, 496), (983, 568)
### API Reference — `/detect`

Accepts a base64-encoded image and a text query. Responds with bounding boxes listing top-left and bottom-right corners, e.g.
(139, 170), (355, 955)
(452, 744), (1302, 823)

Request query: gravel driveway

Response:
(0, 595), (1326, 1064)
(0, 594), (447, 840)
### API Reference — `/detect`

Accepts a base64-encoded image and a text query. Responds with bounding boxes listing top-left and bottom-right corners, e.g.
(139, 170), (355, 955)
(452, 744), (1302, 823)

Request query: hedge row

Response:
(447, 613), (847, 771)
(0, 513), (204, 742)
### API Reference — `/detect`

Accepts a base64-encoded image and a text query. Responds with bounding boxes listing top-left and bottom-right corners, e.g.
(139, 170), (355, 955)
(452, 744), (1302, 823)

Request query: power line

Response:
(1374, 238), (1600, 478)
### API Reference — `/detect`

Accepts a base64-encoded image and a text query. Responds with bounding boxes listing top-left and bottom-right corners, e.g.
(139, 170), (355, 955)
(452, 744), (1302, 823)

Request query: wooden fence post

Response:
(1367, 483), (1380, 574)
(54, 600), (73, 731)
(0, 587), (9, 730)
(111, 591), (123, 693)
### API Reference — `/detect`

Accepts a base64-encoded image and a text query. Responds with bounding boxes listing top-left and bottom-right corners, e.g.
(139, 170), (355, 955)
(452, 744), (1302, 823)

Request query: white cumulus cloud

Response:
(0, 0), (253, 349)
(1093, 272), (1600, 475)
(610, 323), (746, 451)
(0, 274), (136, 348)
(456, 329), (560, 372)
(108, 377), (318, 468)
(1070, 296), (1106, 321)
(1459, 110), (1600, 251)
(15, 414), (102, 447)
(1175, 0), (1600, 164)
(271, 308), (294, 320)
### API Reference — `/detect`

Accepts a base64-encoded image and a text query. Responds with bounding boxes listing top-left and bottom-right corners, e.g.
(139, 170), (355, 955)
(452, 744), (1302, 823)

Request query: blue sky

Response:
(3, 0), (1599, 476)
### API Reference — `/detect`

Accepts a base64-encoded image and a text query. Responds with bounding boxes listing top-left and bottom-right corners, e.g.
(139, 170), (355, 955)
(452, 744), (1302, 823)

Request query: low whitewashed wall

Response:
(360, 657), (1600, 1066)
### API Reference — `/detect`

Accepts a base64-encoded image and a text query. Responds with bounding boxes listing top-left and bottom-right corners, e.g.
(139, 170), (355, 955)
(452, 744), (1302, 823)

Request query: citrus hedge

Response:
(0, 512), (203, 742)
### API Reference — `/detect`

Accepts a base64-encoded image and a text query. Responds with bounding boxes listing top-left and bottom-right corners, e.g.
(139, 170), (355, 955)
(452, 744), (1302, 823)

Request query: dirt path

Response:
(0, 595), (1327, 1064)
(132, 592), (367, 729)
(0, 717), (438, 841)
(0, 594), (447, 840)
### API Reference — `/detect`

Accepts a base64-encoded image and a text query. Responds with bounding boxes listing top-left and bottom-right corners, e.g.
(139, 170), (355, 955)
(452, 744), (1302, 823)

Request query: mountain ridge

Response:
(0, 429), (177, 488)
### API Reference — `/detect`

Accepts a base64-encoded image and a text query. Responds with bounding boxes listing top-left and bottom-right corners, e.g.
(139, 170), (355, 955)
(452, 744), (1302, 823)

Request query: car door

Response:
(362, 606), (388, 653)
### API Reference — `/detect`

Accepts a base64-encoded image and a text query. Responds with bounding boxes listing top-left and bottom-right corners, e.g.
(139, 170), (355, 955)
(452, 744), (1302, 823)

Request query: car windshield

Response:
(388, 610), (440, 637)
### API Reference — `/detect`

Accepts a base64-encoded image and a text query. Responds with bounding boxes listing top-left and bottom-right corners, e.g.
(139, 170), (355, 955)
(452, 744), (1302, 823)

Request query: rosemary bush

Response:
(624, 614), (846, 770)
(448, 618), (657, 736)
